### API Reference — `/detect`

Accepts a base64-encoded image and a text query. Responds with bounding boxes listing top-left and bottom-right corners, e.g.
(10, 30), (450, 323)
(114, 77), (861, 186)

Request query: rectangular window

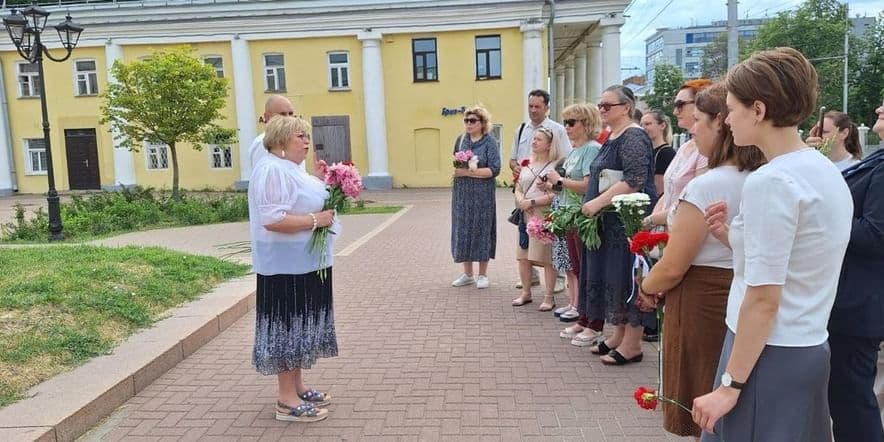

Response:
(145, 141), (169, 170)
(24, 138), (47, 174)
(491, 123), (503, 142)
(475, 35), (501, 80)
(204, 56), (224, 78)
(210, 144), (233, 169)
(412, 38), (438, 82)
(263, 53), (286, 92)
(74, 59), (99, 96)
(17, 62), (40, 97)
(327, 52), (350, 90)
(675, 48), (683, 67)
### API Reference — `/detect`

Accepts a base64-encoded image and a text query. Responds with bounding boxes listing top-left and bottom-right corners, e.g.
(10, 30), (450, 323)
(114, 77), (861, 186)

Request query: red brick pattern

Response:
(87, 189), (683, 441)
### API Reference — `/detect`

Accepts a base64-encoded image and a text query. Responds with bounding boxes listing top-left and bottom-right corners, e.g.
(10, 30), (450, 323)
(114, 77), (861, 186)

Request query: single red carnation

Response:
(633, 387), (658, 410)
(520, 159), (530, 167)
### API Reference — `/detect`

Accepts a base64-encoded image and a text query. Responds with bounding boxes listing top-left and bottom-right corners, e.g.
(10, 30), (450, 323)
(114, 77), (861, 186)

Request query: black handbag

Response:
(507, 208), (523, 225)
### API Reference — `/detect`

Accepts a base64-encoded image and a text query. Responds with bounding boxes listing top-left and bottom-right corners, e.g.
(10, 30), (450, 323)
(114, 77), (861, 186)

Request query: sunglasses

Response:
(673, 100), (694, 111)
(563, 118), (583, 127)
(597, 102), (626, 112)
(463, 118), (481, 124)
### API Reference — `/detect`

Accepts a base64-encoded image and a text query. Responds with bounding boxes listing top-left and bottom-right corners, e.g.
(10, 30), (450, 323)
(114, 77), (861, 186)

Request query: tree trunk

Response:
(170, 142), (181, 200)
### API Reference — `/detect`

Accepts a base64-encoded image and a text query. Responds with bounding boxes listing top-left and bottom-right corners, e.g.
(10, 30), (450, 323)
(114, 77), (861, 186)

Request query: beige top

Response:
(517, 160), (556, 216)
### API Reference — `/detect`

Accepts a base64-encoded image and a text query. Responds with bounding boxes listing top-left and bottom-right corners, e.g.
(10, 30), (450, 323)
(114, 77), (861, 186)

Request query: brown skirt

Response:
(662, 265), (733, 437)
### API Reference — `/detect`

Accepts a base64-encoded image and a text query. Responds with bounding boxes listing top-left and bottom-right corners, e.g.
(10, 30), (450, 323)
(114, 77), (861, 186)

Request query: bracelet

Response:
(309, 212), (318, 231)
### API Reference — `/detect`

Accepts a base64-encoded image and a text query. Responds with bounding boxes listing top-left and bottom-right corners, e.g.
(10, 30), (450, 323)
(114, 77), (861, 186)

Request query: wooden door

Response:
(311, 116), (351, 164)
(64, 128), (101, 190)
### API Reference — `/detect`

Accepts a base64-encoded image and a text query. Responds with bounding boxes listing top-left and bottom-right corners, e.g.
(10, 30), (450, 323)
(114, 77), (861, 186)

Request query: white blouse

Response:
(248, 155), (339, 275)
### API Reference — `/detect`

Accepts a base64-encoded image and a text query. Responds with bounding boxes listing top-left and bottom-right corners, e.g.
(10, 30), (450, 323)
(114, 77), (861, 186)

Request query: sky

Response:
(619, 0), (882, 78)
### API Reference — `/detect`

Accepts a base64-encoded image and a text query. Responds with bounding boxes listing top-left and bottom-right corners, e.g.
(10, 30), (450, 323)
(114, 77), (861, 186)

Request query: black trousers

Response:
(828, 332), (884, 442)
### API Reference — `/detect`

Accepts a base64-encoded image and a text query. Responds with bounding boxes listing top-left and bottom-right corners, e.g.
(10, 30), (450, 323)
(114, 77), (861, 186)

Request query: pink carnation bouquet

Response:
(453, 150), (475, 168)
(526, 216), (556, 244)
(309, 160), (363, 280)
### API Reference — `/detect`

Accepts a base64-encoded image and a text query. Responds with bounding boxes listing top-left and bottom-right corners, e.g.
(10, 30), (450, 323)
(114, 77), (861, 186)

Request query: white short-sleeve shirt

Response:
(668, 165), (748, 268)
(248, 155), (338, 275)
(726, 148), (853, 347)
(510, 118), (572, 162)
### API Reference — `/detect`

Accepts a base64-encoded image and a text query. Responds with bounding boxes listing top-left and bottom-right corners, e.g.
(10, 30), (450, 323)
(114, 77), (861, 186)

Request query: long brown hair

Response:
(826, 111), (862, 159)
(695, 83), (766, 171)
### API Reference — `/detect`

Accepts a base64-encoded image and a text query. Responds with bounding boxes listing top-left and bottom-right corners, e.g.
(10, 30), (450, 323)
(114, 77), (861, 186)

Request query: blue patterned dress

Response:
(451, 133), (501, 262)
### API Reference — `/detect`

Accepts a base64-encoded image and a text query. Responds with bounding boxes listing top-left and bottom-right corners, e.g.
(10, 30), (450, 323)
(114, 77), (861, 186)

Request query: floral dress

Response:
(450, 133), (501, 262)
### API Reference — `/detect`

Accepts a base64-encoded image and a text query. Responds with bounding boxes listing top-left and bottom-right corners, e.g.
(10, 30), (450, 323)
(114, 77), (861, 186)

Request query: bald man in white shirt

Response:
(249, 95), (306, 171)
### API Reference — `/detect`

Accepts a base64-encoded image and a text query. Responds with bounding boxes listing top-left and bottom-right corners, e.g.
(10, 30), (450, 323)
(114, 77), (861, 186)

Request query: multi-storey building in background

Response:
(0, 0), (629, 194)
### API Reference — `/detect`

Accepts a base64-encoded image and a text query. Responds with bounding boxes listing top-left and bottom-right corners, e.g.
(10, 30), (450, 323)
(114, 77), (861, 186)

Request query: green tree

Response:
(749, 0), (853, 128)
(643, 64), (684, 132)
(849, 13), (884, 131)
(700, 33), (753, 79)
(100, 47), (235, 199)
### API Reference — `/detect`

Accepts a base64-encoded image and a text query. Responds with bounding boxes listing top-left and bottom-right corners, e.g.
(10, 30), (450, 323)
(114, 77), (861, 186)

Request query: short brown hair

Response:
(263, 116), (311, 152)
(465, 105), (492, 135)
(695, 83), (766, 171)
(562, 103), (602, 140)
(726, 47), (818, 127)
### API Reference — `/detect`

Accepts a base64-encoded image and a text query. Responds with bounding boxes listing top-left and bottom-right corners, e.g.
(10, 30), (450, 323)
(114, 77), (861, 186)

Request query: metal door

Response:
(64, 128), (101, 190)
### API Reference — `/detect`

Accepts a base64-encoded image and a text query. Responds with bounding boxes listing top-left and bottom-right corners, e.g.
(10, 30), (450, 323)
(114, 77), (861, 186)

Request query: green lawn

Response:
(0, 246), (249, 408)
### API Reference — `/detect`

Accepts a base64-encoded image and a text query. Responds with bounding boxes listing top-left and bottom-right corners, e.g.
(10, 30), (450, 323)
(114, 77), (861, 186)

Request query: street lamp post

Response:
(3, 6), (83, 241)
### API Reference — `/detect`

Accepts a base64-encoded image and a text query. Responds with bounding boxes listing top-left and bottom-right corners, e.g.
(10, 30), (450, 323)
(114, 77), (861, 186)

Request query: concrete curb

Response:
(0, 275), (257, 442)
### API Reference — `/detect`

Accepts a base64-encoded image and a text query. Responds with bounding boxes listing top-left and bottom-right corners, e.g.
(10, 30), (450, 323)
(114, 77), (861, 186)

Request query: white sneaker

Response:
(476, 275), (489, 289)
(571, 329), (602, 347)
(451, 274), (476, 287)
(553, 304), (571, 317)
(560, 307), (580, 322)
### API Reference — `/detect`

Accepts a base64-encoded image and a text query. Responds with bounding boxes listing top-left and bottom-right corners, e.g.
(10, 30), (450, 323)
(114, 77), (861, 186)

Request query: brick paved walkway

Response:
(85, 189), (682, 441)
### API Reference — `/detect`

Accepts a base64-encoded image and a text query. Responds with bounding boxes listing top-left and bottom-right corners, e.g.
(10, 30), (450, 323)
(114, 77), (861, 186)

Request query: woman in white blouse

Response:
(248, 116), (338, 423)
(639, 83), (765, 439)
(692, 48), (853, 441)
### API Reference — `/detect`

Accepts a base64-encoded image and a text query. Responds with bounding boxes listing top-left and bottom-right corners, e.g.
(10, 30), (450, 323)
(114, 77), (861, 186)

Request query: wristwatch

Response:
(556, 178), (564, 187)
(530, 198), (536, 207)
(721, 372), (746, 390)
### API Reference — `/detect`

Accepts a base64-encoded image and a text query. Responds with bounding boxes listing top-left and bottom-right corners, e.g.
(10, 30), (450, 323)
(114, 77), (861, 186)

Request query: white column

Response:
(574, 42), (587, 104)
(105, 40), (136, 190)
(600, 15), (625, 92)
(0, 59), (13, 195)
(231, 35), (257, 189)
(358, 31), (392, 189)
(555, 68), (565, 120)
(564, 56), (575, 108)
(520, 22), (545, 122)
(588, 40), (603, 103)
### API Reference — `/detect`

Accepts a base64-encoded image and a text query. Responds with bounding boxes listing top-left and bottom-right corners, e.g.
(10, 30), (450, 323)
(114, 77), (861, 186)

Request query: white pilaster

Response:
(588, 40), (603, 103)
(105, 40), (136, 190)
(358, 31), (392, 189)
(520, 22), (545, 122)
(574, 42), (587, 103)
(600, 15), (625, 92)
(231, 35), (257, 189)
(0, 59), (13, 195)
(564, 56), (575, 108)
(555, 68), (565, 120)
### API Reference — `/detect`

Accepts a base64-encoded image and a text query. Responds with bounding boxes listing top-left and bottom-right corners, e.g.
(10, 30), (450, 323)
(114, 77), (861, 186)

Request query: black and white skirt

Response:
(252, 270), (338, 375)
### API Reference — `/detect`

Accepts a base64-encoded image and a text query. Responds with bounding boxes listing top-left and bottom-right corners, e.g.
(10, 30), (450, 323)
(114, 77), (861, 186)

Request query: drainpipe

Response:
(0, 58), (17, 193)
(546, 0), (556, 116)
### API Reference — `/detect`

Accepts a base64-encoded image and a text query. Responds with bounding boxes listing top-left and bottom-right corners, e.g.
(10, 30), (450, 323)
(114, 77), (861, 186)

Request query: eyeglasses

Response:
(295, 133), (311, 141)
(463, 118), (481, 124)
(278, 111), (295, 116)
(563, 118), (583, 127)
(597, 102), (626, 112)
(673, 100), (694, 111)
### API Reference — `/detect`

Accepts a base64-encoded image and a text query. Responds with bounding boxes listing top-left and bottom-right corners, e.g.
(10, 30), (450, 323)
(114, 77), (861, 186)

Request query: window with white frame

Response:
(209, 144), (233, 169)
(327, 52), (350, 90)
(74, 59), (99, 96)
(263, 53), (286, 91)
(144, 141), (169, 170)
(204, 56), (224, 78)
(24, 138), (47, 174)
(17, 62), (40, 97)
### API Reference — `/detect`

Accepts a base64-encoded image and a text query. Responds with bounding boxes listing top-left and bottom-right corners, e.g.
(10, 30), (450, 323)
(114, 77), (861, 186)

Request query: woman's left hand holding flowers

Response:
(453, 168), (471, 178)
(581, 198), (604, 217)
(692, 386), (740, 434)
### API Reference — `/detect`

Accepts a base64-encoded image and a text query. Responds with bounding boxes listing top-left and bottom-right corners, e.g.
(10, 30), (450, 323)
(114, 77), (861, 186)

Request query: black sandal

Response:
(590, 341), (616, 355)
(601, 350), (643, 365)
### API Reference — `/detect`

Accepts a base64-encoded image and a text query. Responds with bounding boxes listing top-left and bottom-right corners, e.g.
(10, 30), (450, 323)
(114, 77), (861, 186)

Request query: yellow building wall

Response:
(381, 27), (539, 187)
(247, 37), (367, 173)
(2, 45), (110, 194)
(122, 42), (239, 191)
